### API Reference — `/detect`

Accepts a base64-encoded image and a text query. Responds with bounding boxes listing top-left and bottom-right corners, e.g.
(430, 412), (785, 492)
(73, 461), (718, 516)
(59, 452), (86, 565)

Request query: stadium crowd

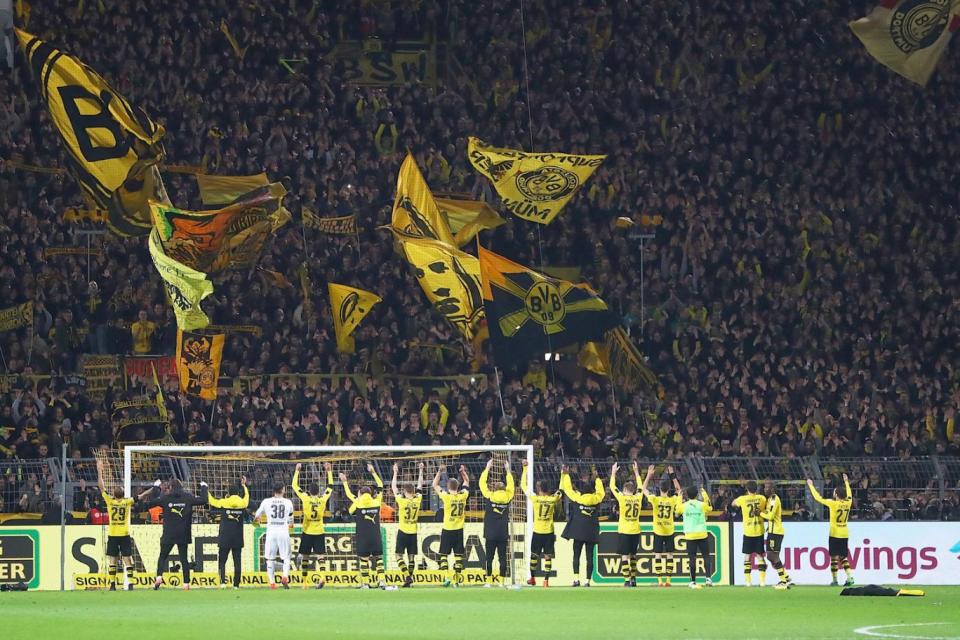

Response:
(1, 0), (958, 520)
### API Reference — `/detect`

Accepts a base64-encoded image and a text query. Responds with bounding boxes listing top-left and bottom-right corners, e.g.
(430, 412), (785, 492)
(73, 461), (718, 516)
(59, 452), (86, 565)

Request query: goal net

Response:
(93, 445), (533, 588)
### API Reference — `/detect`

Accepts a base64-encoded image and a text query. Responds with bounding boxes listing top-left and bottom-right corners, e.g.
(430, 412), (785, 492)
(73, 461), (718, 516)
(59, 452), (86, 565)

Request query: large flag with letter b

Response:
(478, 247), (618, 365)
(328, 283), (382, 353)
(176, 330), (224, 400)
(850, 0), (960, 86)
(16, 28), (167, 236)
(467, 137), (605, 225)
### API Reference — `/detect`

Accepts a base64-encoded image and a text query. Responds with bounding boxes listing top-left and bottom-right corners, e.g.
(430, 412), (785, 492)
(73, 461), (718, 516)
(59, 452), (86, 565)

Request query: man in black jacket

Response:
(140, 478), (208, 590)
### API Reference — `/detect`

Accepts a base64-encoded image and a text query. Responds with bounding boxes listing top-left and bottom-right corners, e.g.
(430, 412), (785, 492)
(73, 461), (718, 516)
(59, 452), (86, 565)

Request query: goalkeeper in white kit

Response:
(255, 485), (295, 589)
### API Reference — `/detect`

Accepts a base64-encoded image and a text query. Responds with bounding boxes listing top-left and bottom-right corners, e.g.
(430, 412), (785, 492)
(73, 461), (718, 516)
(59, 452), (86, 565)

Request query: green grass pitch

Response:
(4, 586), (959, 639)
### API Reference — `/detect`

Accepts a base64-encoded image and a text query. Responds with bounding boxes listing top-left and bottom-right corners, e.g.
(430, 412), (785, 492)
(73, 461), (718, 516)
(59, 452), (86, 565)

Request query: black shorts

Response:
(395, 531), (418, 556)
(106, 535), (132, 557)
(299, 533), (326, 556)
(617, 533), (640, 556)
(742, 534), (765, 555)
(686, 537), (710, 557)
(439, 529), (464, 555)
(531, 532), (556, 556)
(653, 533), (675, 553)
(828, 536), (849, 557)
(766, 533), (784, 554)
(356, 533), (382, 558)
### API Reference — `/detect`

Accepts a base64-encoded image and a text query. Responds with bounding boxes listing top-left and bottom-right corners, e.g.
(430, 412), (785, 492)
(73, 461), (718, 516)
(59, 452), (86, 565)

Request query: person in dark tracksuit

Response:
(141, 478), (209, 590)
(479, 458), (515, 587)
(208, 476), (249, 589)
(560, 465), (605, 587)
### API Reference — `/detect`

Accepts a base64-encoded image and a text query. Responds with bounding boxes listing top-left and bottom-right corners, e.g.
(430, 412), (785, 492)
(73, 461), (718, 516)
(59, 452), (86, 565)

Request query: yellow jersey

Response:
(646, 493), (682, 536)
(439, 490), (469, 531)
(609, 475), (643, 535)
(102, 493), (134, 537)
(395, 494), (423, 535)
(761, 493), (785, 536)
(521, 466), (560, 534)
(479, 468), (515, 505)
(733, 493), (767, 538)
(292, 468), (334, 535)
(810, 480), (853, 538)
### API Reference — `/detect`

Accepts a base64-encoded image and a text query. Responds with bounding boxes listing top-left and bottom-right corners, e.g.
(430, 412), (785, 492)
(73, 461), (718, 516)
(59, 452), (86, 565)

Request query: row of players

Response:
(95, 459), (855, 590)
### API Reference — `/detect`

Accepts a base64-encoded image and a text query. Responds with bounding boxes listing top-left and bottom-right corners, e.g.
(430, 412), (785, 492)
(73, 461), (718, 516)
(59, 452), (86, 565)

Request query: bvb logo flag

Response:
(398, 236), (484, 340)
(148, 229), (214, 331)
(478, 246), (618, 365)
(328, 283), (382, 353)
(467, 137), (605, 225)
(850, 0), (960, 86)
(0, 301), (33, 332)
(435, 197), (506, 247)
(150, 183), (291, 273)
(391, 154), (457, 245)
(176, 330), (225, 400)
(302, 208), (358, 234)
(15, 29), (168, 237)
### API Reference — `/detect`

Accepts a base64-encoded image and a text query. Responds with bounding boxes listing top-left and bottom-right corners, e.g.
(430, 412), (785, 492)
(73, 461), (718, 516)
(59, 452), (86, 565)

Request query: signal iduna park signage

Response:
(732, 522), (960, 585)
(0, 522), (731, 590)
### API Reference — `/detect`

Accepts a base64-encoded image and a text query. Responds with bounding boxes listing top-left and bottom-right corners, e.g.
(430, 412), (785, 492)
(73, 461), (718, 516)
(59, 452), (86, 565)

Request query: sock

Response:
(302, 557), (311, 583)
(842, 558), (852, 577)
(543, 557), (552, 578)
(630, 557), (638, 580)
(830, 558), (838, 581)
(529, 555), (539, 578)
(398, 557), (408, 579)
(124, 564), (133, 587)
(743, 558), (752, 585)
(282, 555), (291, 579)
(453, 555), (463, 584)
(267, 559), (276, 585)
(376, 557), (385, 584)
(439, 556), (449, 580)
(758, 562), (767, 586)
(108, 562), (118, 587)
(621, 558), (631, 582)
(360, 558), (371, 585)
(776, 565), (789, 583)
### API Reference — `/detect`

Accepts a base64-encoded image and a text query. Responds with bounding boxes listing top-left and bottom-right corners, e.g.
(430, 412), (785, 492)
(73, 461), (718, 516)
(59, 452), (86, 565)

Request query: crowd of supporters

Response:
(1, 0), (959, 518)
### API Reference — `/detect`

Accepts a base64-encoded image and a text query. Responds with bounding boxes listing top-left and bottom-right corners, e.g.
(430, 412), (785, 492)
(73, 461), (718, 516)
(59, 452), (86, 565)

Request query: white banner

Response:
(732, 522), (960, 585)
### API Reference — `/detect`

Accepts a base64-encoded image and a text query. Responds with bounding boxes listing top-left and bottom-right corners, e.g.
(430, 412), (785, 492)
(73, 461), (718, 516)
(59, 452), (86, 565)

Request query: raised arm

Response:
(432, 468), (443, 496)
(340, 472), (356, 502)
(479, 459), (493, 499)
(520, 460), (532, 498)
(632, 461), (642, 488)
(392, 463), (401, 497)
(609, 463), (621, 497)
(292, 463), (304, 496)
(806, 478), (828, 505)
(641, 464), (655, 498)
(842, 473), (852, 505)
(459, 465), (469, 490)
(135, 486), (155, 502)
(368, 463), (384, 493)
(700, 487), (712, 512)
(95, 459), (107, 495)
(416, 462), (425, 491)
(504, 460), (515, 501)
(323, 463), (334, 498)
(669, 466), (682, 495)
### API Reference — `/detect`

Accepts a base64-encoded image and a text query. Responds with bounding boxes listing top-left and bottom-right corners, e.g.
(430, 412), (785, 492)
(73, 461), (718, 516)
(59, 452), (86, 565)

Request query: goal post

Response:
(118, 445), (534, 587)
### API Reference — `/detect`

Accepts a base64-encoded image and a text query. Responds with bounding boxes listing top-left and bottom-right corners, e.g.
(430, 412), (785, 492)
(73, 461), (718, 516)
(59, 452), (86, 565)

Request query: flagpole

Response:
(0, 343), (7, 372)
(493, 366), (507, 423)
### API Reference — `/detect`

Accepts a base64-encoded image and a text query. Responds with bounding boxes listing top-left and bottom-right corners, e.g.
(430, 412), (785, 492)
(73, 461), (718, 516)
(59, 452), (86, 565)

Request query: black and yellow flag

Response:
(150, 363), (169, 423)
(467, 137), (605, 225)
(851, 0), (960, 86)
(435, 197), (506, 247)
(398, 235), (484, 340)
(176, 330), (225, 401)
(578, 327), (658, 393)
(150, 182), (291, 273)
(478, 246), (617, 365)
(302, 208), (358, 234)
(328, 283), (382, 353)
(0, 301), (33, 332)
(16, 29), (167, 237)
(148, 228), (214, 331)
(111, 396), (168, 443)
(196, 172), (268, 205)
(391, 154), (456, 244)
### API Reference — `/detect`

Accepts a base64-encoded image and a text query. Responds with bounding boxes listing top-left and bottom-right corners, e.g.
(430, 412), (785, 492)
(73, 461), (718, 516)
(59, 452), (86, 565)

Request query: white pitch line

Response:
(853, 623), (959, 640)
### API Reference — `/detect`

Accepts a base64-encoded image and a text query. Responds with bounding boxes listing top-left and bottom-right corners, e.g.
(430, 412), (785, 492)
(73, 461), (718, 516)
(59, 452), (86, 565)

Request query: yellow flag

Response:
(467, 137), (605, 224)
(435, 197), (506, 247)
(850, 0), (960, 86)
(577, 341), (610, 376)
(0, 301), (33, 332)
(603, 327), (658, 392)
(148, 229), (214, 331)
(176, 330), (224, 401)
(391, 154), (456, 245)
(219, 19), (247, 59)
(196, 173), (269, 205)
(16, 29), (167, 237)
(328, 283), (382, 353)
(150, 363), (168, 422)
(397, 235), (484, 340)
